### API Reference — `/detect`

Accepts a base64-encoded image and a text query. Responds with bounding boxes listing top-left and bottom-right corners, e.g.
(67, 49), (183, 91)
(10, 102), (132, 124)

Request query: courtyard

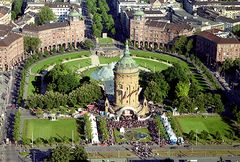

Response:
(113, 127), (152, 143)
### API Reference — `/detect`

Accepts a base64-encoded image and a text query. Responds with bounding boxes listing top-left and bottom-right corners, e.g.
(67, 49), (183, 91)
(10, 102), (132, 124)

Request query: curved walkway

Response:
(133, 56), (172, 66)
(23, 52), (173, 99)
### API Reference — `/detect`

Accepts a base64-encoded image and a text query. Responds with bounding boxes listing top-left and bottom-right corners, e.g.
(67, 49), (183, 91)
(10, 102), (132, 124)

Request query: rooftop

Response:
(23, 22), (69, 32)
(197, 29), (240, 44)
(0, 32), (22, 47)
(114, 41), (138, 73)
(0, 6), (10, 18)
(145, 20), (192, 33)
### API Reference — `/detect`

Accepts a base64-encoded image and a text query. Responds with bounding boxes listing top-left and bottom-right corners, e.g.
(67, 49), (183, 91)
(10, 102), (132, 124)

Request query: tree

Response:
(194, 93), (206, 112)
(173, 96), (195, 113)
(51, 145), (71, 162)
(93, 22), (102, 37)
(84, 114), (93, 142)
(11, 11), (17, 20)
(59, 46), (65, 53)
(212, 94), (224, 113)
(13, 111), (21, 142)
(45, 64), (80, 94)
(73, 146), (88, 161)
(22, 137), (31, 145)
(24, 36), (41, 53)
(173, 36), (188, 55)
(48, 137), (56, 146)
(162, 63), (190, 100)
(12, 0), (23, 19)
(233, 24), (240, 37)
(82, 39), (94, 49)
(98, 117), (109, 141)
(175, 81), (190, 98)
(34, 138), (43, 146)
(144, 79), (169, 103)
(199, 130), (209, 140)
(163, 63), (190, 84)
(215, 131), (222, 141)
(221, 58), (234, 75)
(188, 130), (196, 140)
(37, 6), (56, 25)
(186, 39), (193, 56)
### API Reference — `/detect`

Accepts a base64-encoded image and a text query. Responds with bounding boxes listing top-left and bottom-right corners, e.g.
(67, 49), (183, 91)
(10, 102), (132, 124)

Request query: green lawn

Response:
(134, 58), (170, 72)
(31, 51), (90, 74)
(114, 127), (152, 143)
(99, 56), (120, 64)
(130, 50), (188, 69)
(81, 67), (100, 77)
(98, 37), (113, 44)
(63, 58), (91, 71)
(27, 75), (36, 96)
(23, 119), (79, 141)
(175, 116), (233, 139)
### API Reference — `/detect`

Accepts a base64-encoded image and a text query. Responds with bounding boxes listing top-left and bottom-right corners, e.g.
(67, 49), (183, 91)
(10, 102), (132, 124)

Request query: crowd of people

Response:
(131, 142), (153, 159)
(107, 119), (148, 129)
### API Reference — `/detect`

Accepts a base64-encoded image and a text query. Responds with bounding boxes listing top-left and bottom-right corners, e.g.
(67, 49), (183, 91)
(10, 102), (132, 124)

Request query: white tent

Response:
(89, 114), (100, 144)
(160, 114), (177, 144)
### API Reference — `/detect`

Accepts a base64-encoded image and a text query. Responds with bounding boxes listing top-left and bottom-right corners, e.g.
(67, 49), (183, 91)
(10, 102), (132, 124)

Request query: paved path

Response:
(132, 56), (173, 67)
(76, 64), (151, 74)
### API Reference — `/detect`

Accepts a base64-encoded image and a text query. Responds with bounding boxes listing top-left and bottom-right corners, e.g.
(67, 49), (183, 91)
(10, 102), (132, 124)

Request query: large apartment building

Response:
(196, 29), (240, 65)
(0, 25), (24, 71)
(130, 10), (192, 49)
(22, 9), (85, 52)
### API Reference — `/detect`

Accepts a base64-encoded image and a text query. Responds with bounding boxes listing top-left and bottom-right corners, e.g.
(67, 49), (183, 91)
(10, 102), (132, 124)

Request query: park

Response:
(15, 46), (240, 160)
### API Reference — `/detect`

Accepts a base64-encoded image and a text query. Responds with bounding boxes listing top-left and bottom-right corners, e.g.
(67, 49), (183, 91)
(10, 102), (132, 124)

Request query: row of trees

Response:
(188, 130), (225, 141)
(84, 114), (93, 142)
(230, 104), (240, 123)
(173, 93), (224, 113)
(172, 36), (221, 90)
(26, 81), (102, 110)
(154, 116), (168, 140)
(98, 117), (109, 141)
(87, 0), (115, 37)
(13, 111), (21, 141)
(22, 136), (77, 146)
(51, 145), (88, 162)
(172, 36), (193, 56)
(221, 58), (240, 76)
(142, 62), (224, 113)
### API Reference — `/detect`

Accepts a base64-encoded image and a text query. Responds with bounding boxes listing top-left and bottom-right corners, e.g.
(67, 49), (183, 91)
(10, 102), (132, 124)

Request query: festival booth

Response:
(160, 114), (177, 144)
(89, 114), (100, 144)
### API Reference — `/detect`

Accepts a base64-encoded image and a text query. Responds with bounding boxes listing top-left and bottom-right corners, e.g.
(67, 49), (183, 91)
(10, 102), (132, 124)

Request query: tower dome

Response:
(114, 41), (138, 74)
(69, 8), (82, 22)
(69, 9), (81, 17)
